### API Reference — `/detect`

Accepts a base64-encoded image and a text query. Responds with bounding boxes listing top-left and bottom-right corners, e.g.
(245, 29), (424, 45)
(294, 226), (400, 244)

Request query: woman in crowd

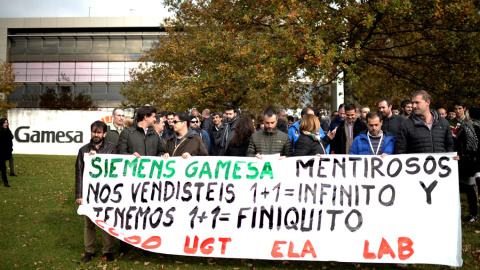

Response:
(226, 117), (254, 156)
(456, 108), (480, 222)
(294, 114), (336, 156)
(256, 119), (264, 131)
(0, 118), (13, 187)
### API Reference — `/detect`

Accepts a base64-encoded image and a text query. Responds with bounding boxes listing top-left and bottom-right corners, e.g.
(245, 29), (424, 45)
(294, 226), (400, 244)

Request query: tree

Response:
(123, 0), (480, 113)
(0, 61), (20, 116)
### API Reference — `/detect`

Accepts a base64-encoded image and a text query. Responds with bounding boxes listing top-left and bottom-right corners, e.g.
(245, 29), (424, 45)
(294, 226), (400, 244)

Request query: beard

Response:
(91, 136), (104, 145)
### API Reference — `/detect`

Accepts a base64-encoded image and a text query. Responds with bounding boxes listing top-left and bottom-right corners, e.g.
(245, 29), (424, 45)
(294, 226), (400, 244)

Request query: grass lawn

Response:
(0, 154), (479, 269)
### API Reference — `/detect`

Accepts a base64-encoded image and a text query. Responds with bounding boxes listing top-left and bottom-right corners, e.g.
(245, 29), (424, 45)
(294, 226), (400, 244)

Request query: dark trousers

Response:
(460, 181), (479, 216)
(0, 161), (8, 185)
(8, 156), (14, 174)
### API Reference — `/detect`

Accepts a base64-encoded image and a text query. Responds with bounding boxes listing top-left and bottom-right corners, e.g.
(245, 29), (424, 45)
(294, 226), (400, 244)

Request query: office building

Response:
(0, 17), (164, 108)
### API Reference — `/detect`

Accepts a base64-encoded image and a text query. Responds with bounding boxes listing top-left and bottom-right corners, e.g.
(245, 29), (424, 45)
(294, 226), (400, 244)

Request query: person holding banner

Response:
(350, 112), (396, 157)
(247, 108), (293, 159)
(75, 120), (118, 263)
(395, 90), (454, 154)
(163, 112), (209, 158)
(293, 114), (335, 156)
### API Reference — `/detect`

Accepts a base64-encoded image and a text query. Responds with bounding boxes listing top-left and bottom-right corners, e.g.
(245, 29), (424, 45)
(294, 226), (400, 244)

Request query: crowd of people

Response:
(74, 89), (480, 262)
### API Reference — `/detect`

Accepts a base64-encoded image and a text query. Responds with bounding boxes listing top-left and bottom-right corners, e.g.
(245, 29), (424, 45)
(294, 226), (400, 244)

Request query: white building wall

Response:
(9, 109), (116, 155)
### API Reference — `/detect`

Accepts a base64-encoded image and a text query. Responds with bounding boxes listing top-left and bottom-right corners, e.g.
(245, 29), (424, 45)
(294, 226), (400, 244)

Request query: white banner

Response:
(78, 154), (462, 266)
(8, 109), (116, 155)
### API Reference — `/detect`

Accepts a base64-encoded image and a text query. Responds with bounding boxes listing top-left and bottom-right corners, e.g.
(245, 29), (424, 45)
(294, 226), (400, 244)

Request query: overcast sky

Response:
(0, 0), (171, 18)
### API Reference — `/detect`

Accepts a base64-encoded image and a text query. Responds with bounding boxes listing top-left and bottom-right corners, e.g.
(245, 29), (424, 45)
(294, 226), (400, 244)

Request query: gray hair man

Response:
(105, 108), (125, 144)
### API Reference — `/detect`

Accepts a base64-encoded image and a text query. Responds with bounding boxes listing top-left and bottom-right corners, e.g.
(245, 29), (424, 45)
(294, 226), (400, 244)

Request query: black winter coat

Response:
(454, 121), (480, 178)
(0, 128), (13, 161)
(294, 134), (331, 156)
(277, 119), (288, 134)
(216, 116), (238, 156)
(75, 140), (118, 199)
(331, 118), (367, 154)
(226, 141), (250, 156)
(200, 117), (215, 131)
(382, 114), (406, 136)
(117, 123), (165, 156)
(394, 109), (454, 154)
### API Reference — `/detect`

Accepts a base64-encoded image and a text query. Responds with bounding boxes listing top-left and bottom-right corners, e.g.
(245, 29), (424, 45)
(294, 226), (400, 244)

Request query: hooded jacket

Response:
(329, 114), (344, 131)
(215, 115), (239, 156)
(394, 109), (454, 154)
(165, 128), (209, 156)
(350, 130), (396, 155)
(117, 120), (165, 156)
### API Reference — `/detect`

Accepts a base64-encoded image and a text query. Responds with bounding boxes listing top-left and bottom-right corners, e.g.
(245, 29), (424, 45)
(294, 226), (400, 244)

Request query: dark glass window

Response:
(44, 38), (59, 47)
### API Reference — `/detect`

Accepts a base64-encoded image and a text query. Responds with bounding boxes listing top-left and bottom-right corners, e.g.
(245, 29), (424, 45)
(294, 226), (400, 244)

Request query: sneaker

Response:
(82, 252), (94, 263)
(105, 253), (114, 262)
(464, 215), (479, 222)
(10, 173), (16, 176)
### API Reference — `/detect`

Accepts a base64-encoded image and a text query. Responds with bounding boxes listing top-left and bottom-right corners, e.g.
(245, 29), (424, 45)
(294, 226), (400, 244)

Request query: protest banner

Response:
(77, 153), (462, 266)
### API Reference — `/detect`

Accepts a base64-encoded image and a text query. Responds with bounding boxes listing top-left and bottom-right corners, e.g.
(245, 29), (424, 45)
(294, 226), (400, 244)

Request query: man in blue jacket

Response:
(350, 112), (396, 157)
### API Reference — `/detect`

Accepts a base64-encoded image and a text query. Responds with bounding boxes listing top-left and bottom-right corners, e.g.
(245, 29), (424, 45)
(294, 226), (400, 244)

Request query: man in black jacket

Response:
(378, 97), (406, 136)
(117, 105), (165, 157)
(200, 109), (215, 131)
(216, 105), (239, 156)
(163, 112), (175, 141)
(75, 121), (118, 263)
(331, 103), (367, 154)
(395, 90), (455, 154)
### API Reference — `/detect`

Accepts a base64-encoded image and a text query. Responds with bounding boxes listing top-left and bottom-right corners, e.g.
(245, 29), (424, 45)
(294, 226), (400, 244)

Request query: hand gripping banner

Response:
(77, 153), (462, 266)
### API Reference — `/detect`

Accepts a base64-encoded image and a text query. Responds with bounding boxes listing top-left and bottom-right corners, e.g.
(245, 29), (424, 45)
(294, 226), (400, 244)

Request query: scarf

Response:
(344, 120), (353, 154)
(459, 121), (479, 152)
(302, 131), (326, 154)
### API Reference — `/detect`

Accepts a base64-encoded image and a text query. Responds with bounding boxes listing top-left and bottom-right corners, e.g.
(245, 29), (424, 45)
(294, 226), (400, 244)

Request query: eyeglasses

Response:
(172, 120), (184, 124)
(191, 120), (198, 123)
